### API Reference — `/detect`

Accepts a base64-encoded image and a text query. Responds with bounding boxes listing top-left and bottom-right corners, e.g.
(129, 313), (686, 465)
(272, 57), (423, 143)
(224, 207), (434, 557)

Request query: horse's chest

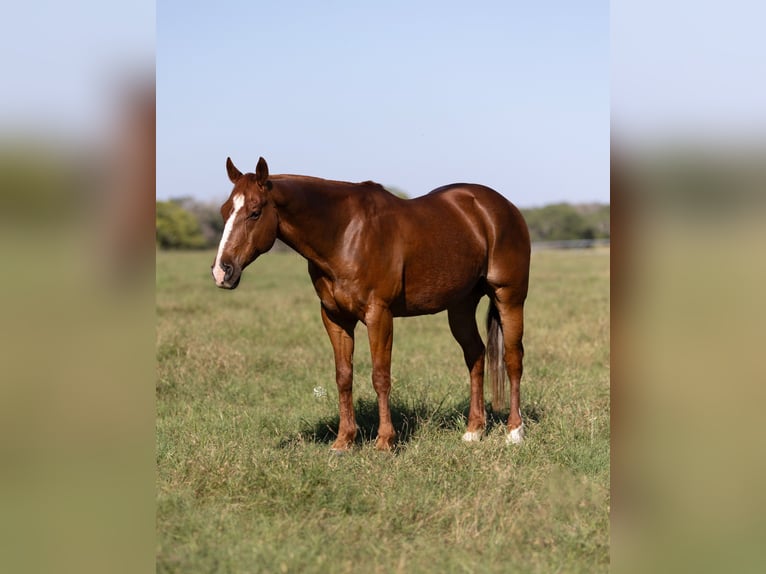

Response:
(312, 275), (365, 317)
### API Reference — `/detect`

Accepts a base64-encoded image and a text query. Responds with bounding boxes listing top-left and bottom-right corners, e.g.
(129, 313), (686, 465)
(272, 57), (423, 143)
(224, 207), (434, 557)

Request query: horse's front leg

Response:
(365, 303), (396, 451)
(320, 306), (357, 451)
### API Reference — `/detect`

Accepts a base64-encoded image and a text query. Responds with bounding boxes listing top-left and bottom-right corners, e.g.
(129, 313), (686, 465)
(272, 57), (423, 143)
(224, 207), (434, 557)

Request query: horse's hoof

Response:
(330, 447), (349, 456)
(374, 438), (395, 452)
(506, 423), (525, 445)
(461, 430), (483, 443)
(330, 439), (353, 453)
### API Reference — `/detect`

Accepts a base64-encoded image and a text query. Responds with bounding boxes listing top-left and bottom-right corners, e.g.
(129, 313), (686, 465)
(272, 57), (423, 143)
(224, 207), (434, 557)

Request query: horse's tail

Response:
(486, 300), (507, 412)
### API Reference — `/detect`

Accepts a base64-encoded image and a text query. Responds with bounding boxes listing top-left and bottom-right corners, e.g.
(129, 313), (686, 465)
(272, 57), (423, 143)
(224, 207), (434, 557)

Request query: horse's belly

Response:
(394, 263), (483, 316)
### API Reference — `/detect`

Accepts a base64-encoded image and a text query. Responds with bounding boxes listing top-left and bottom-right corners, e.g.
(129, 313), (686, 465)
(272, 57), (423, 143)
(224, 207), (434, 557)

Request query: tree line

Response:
(156, 196), (609, 249)
(521, 202), (610, 242)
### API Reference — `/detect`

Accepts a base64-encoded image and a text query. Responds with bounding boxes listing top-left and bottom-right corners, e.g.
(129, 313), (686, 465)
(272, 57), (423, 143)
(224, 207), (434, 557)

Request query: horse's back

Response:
(419, 183), (521, 221)
(417, 183), (529, 250)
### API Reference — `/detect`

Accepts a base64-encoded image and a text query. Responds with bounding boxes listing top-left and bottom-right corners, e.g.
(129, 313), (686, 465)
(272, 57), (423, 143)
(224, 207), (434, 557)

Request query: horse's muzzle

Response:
(212, 262), (241, 289)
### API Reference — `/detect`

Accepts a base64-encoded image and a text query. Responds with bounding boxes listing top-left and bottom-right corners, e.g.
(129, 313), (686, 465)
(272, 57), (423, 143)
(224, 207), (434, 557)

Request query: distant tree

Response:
(156, 200), (206, 249)
(193, 202), (225, 246)
(582, 203), (610, 238)
(521, 203), (609, 242)
(172, 197), (224, 247)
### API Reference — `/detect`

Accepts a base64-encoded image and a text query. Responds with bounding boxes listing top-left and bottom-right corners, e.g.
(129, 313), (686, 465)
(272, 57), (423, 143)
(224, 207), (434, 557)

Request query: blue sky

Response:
(157, 1), (609, 207)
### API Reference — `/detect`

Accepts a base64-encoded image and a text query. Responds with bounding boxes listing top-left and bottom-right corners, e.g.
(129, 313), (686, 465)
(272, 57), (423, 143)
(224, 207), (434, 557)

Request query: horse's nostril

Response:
(221, 262), (233, 282)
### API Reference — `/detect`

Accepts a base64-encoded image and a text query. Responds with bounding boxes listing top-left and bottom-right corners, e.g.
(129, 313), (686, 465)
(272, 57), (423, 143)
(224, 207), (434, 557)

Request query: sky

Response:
(157, 1), (609, 207)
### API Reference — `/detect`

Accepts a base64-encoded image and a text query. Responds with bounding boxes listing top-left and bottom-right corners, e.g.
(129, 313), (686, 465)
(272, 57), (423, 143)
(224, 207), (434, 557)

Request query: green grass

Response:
(157, 248), (610, 573)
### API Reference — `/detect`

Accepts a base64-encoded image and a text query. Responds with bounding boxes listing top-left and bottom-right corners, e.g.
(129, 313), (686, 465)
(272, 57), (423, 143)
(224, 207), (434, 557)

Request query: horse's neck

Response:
(272, 177), (349, 271)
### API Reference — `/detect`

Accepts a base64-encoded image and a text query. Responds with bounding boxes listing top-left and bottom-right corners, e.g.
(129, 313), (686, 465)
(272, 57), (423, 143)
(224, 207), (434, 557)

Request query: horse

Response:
(212, 157), (531, 451)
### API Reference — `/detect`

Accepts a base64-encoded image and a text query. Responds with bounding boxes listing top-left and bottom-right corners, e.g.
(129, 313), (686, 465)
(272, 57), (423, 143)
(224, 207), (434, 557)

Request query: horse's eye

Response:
(248, 209), (262, 221)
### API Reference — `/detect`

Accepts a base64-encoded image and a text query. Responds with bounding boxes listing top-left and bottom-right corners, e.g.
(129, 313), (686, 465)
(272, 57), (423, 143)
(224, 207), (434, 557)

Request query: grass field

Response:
(156, 247), (610, 573)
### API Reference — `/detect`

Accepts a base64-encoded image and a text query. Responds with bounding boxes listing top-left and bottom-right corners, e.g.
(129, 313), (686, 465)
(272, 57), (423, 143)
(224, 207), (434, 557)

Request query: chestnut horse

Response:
(212, 157), (530, 451)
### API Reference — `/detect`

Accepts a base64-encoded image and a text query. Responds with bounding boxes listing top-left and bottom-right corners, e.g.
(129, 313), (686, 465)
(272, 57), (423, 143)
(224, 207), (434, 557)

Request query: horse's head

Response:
(211, 156), (278, 289)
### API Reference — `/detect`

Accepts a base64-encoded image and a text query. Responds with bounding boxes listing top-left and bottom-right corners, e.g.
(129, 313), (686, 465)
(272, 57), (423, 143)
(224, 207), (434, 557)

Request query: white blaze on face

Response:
(213, 193), (245, 284)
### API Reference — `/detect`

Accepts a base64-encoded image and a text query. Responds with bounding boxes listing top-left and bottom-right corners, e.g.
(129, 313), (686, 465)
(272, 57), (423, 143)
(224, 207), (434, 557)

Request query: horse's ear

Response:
(226, 157), (242, 183)
(255, 157), (269, 186)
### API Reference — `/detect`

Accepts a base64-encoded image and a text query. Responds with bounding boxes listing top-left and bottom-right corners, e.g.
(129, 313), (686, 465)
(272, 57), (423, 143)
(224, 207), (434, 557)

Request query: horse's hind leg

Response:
(447, 294), (486, 442)
(493, 289), (526, 444)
